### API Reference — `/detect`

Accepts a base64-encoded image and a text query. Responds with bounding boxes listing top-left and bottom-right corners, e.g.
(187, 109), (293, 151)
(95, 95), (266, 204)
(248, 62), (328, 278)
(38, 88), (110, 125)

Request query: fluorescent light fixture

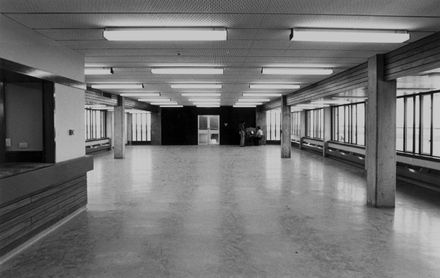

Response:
(103, 27), (227, 41)
(151, 68), (223, 75)
(188, 98), (220, 102)
(249, 84), (300, 90)
(238, 98), (270, 102)
(234, 102), (262, 106)
(181, 93), (221, 97)
(262, 68), (333, 75)
(243, 93), (282, 97)
(151, 102), (178, 105)
(85, 68), (113, 75)
(120, 93), (161, 97)
(138, 98), (171, 102)
(234, 105), (257, 108)
(171, 84), (222, 89)
(266, 63), (333, 68)
(160, 105), (183, 108)
(192, 101), (220, 105)
(196, 105), (220, 108)
(290, 28), (410, 43)
(91, 84), (143, 89)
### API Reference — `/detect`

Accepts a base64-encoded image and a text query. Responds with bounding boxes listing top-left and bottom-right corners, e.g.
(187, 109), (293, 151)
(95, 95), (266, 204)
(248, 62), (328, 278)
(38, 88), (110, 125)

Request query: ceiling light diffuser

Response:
(91, 84), (143, 89)
(290, 28), (410, 43)
(234, 102), (262, 106)
(160, 105), (183, 108)
(243, 93), (282, 97)
(196, 105), (220, 108)
(120, 93), (161, 97)
(234, 105), (257, 108)
(188, 98), (221, 102)
(171, 84), (222, 89)
(249, 84), (300, 90)
(262, 68), (333, 75)
(104, 27), (227, 41)
(138, 98), (171, 102)
(84, 68), (113, 75)
(238, 98), (270, 102)
(151, 102), (178, 105)
(151, 68), (223, 74)
(181, 93), (221, 97)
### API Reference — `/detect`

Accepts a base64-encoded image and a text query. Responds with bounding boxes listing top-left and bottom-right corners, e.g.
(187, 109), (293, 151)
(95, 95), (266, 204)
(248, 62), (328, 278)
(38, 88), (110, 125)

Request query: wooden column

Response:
(366, 54), (397, 208)
(256, 106), (267, 145)
(281, 96), (291, 158)
(323, 107), (332, 157)
(114, 96), (125, 159)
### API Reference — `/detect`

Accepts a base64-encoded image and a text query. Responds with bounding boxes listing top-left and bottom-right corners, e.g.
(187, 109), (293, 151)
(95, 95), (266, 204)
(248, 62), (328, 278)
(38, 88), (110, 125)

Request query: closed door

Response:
(198, 115), (220, 145)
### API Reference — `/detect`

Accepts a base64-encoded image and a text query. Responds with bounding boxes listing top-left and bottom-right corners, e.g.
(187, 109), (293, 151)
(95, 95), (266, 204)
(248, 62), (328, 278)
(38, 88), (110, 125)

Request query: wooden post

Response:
(281, 96), (291, 158)
(366, 55), (397, 208)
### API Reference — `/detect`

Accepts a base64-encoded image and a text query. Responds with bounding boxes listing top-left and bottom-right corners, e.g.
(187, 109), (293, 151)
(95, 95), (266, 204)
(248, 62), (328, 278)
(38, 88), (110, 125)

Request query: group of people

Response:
(239, 121), (264, 147)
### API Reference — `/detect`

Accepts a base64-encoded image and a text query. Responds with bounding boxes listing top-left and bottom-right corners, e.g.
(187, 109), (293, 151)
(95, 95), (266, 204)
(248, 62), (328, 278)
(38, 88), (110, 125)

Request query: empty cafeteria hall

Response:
(2, 1), (440, 277)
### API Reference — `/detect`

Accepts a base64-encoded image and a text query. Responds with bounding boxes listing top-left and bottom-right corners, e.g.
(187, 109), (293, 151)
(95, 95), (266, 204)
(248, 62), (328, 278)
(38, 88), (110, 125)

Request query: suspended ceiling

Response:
(1, 0), (440, 106)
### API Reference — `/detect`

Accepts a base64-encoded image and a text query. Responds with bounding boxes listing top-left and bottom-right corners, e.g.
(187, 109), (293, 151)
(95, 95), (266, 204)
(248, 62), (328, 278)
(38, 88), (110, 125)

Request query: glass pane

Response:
(210, 134), (219, 144)
(198, 134), (209, 145)
(266, 111), (270, 140)
(199, 116), (208, 130)
(209, 116), (219, 130)
(275, 109), (281, 140)
(406, 98), (414, 152)
(338, 106), (344, 142)
(422, 95), (431, 155)
(147, 112), (151, 141)
(414, 96), (420, 154)
(433, 94), (440, 156)
(396, 98), (404, 151)
(141, 113), (147, 141)
(357, 103), (365, 146)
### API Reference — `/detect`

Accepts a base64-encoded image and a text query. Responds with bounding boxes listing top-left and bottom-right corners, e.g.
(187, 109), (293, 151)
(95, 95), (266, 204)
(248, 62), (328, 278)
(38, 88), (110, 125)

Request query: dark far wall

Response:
(161, 106), (256, 145)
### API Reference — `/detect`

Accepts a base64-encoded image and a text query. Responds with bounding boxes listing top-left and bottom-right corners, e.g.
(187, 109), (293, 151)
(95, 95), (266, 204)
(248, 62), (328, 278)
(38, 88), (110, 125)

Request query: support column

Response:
(281, 96), (291, 158)
(323, 107), (332, 157)
(114, 96), (126, 159)
(366, 54), (397, 208)
(151, 108), (162, 145)
(299, 110), (306, 150)
(256, 107), (267, 145)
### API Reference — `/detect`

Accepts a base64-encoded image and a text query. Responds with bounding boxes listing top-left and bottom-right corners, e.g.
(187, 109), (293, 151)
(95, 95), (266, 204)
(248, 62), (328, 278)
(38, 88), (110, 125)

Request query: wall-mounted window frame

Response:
(266, 108), (281, 141)
(397, 90), (440, 157)
(305, 108), (324, 140)
(291, 111), (301, 140)
(85, 109), (107, 141)
(130, 111), (151, 144)
(331, 102), (366, 146)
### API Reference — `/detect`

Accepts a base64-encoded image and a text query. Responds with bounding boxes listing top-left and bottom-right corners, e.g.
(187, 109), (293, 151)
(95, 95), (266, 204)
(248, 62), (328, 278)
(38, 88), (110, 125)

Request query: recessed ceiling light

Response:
(243, 93), (282, 97)
(262, 68), (333, 75)
(171, 84), (222, 89)
(182, 93), (221, 97)
(290, 28), (410, 43)
(120, 93), (161, 97)
(238, 98), (270, 102)
(91, 84), (143, 89)
(84, 68), (113, 75)
(138, 98), (171, 102)
(104, 27), (227, 41)
(249, 84), (300, 90)
(151, 68), (223, 75)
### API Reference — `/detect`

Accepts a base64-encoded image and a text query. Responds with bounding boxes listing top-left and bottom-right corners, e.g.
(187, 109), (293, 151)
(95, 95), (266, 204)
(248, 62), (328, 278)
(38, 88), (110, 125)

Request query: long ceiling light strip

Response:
(243, 93), (282, 97)
(249, 84), (300, 90)
(160, 105), (183, 108)
(196, 105), (220, 108)
(234, 102), (262, 106)
(188, 98), (221, 102)
(151, 102), (178, 105)
(91, 84), (143, 89)
(262, 68), (333, 75)
(104, 27), (227, 41)
(85, 68), (113, 75)
(238, 98), (270, 102)
(139, 98), (171, 102)
(120, 93), (161, 97)
(151, 68), (223, 75)
(290, 28), (410, 43)
(171, 84), (222, 89)
(182, 93), (221, 97)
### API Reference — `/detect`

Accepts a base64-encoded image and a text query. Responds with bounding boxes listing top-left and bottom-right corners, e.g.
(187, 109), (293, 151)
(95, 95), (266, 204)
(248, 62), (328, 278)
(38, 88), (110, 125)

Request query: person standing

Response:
(255, 126), (263, 145)
(239, 121), (246, 147)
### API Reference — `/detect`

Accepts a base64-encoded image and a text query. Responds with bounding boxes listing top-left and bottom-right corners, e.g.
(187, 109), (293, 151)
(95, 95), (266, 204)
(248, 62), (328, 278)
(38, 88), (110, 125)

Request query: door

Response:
(198, 115), (220, 145)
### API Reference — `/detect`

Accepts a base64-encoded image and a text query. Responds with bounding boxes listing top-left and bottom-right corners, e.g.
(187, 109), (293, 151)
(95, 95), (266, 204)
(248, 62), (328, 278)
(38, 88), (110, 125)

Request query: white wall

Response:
(54, 84), (85, 162)
(0, 14), (84, 83)
(5, 82), (43, 151)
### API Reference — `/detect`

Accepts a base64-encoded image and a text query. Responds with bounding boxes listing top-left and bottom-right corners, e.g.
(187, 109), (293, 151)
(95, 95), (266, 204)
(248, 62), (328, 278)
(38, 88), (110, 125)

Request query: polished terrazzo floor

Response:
(1, 145), (440, 277)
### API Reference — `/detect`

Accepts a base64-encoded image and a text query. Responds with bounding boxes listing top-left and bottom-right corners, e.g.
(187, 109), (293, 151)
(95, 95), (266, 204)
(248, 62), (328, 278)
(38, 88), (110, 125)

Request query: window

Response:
(398, 90), (440, 157)
(130, 111), (151, 143)
(85, 109), (107, 140)
(306, 108), (324, 139)
(266, 108), (281, 141)
(291, 112), (301, 140)
(331, 102), (365, 145)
